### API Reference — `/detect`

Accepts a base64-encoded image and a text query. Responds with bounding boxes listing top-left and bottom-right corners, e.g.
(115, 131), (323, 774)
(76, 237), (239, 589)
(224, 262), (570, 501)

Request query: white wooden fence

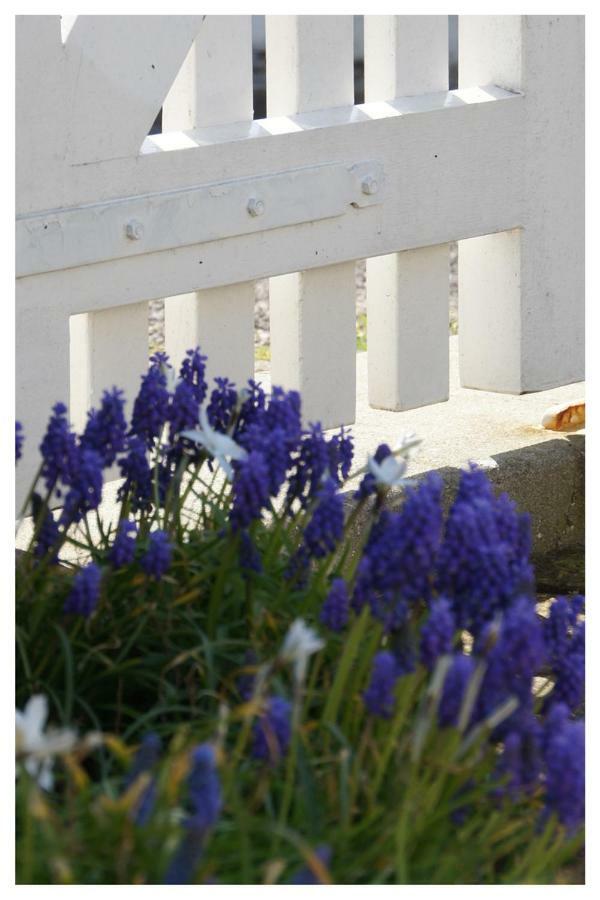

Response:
(16, 15), (584, 503)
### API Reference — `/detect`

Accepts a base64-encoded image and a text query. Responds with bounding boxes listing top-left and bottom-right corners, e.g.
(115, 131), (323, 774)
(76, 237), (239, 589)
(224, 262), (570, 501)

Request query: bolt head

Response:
(247, 198), (265, 217)
(126, 220), (144, 240)
(361, 175), (378, 196)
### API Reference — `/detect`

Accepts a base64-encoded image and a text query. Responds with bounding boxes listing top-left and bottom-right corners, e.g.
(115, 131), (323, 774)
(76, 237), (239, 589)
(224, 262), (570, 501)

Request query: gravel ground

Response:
(149, 242), (458, 357)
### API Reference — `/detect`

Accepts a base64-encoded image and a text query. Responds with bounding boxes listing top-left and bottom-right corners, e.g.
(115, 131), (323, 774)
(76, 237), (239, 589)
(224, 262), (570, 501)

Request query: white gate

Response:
(16, 15), (584, 503)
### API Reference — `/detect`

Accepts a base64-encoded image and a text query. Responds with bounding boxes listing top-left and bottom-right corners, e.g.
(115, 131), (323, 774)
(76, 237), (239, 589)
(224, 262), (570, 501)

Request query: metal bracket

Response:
(16, 161), (385, 277)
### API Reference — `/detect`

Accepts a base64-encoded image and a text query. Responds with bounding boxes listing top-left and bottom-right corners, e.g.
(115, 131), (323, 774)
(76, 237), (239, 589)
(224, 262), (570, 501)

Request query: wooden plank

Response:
(267, 15), (356, 427)
(17, 85), (519, 214)
(17, 162), (382, 279)
(15, 16), (68, 216)
(166, 284), (255, 389)
(364, 15), (448, 98)
(16, 288), (70, 505)
(270, 264), (357, 426)
(162, 15), (252, 129)
(162, 15), (255, 388)
(365, 15), (450, 411)
(458, 15), (584, 392)
(367, 246), (450, 411)
(69, 303), (149, 433)
(266, 15), (354, 114)
(62, 15), (204, 165)
(15, 91), (526, 315)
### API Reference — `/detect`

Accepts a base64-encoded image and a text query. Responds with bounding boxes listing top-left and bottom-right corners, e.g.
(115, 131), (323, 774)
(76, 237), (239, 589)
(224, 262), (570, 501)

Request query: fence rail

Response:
(15, 15), (584, 504)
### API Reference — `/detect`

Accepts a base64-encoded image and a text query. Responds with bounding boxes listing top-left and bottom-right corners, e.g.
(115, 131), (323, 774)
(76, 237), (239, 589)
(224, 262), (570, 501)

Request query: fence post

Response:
(163, 15), (255, 388)
(266, 15), (357, 428)
(458, 15), (584, 392)
(364, 15), (450, 411)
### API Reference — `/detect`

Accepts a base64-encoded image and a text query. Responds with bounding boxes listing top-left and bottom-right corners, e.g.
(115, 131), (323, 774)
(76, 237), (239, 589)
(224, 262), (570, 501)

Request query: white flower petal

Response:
(280, 619), (325, 684)
(394, 433), (421, 457)
(367, 457), (382, 479)
(180, 428), (206, 445)
(35, 728), (77, 758)
(380, 456), (406, 483)
(21, 695), (48, 747)
(181, 407), (247, 479)
(37, 759), (55, 792)
(214, 433), (248, 461)
(15, 694), (78, 790)
(367, 454), (409, 487)
(217, 456), (234, 482)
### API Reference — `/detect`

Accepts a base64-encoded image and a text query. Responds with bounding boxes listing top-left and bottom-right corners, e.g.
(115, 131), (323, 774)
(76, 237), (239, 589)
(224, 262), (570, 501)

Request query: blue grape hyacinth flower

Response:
(64, 562), (102, 618)
(320, 578), (350, 632)
(251, 696), (292, 764)
(164, 743), (221, 884)
(141, 530), (173, 579)
(109, 519), (138, 568)
(363, 651), (399, 718)
(81, 387), (127, 468)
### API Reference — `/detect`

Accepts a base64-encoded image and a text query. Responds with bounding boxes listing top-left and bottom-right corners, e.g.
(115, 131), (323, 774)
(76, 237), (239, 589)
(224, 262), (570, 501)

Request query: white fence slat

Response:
(267, 15), (356, 428)
(163, 16), (255, 388)
(458, 15), (584, 392)
(270, 264), (357, 426)
(167, 285), (255, 389)
(16, 16), (68, 216)
(162, 15), (252, 130)
(364, 14), (449, 97)
(365, 15), (449, 411)
(266, 15), (354, 114)
(69, 304), (150, 433)
(63, 15), (204, 166)
(457, 231), (522, 392)
(16, 286), (70, 501)
(367, 247), (450, 411)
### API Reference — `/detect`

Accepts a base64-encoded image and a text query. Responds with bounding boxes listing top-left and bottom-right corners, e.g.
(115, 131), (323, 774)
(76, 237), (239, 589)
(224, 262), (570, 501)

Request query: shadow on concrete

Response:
(342, 435), (585, 563)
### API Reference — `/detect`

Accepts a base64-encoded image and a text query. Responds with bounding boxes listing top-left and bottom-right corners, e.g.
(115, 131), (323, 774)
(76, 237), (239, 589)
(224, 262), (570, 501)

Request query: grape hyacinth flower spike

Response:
(123, 732), (162, 827)
(251, 696), (292, 764)
(363, 651), (399, 718)
(63, 562), (102, 618)
(164, 743), (222, 884)
(142, 530), (173, 579)
(320, 578), (350, 632)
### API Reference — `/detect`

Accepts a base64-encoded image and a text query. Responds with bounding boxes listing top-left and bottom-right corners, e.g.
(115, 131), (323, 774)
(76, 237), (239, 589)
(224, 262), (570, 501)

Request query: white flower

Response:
(279, 619), (325, 685)
(367, 433), (421, 489)
(367, 453), (412, 488)
(16, 695), (77, 790)
(181, 407), (248, 480)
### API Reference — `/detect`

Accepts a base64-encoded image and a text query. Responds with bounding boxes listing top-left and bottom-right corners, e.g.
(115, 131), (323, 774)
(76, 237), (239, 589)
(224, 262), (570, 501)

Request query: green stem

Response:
(322, 606), (370, 728)
(207, 534), (238, 637)
(277, 679), (303, 834)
